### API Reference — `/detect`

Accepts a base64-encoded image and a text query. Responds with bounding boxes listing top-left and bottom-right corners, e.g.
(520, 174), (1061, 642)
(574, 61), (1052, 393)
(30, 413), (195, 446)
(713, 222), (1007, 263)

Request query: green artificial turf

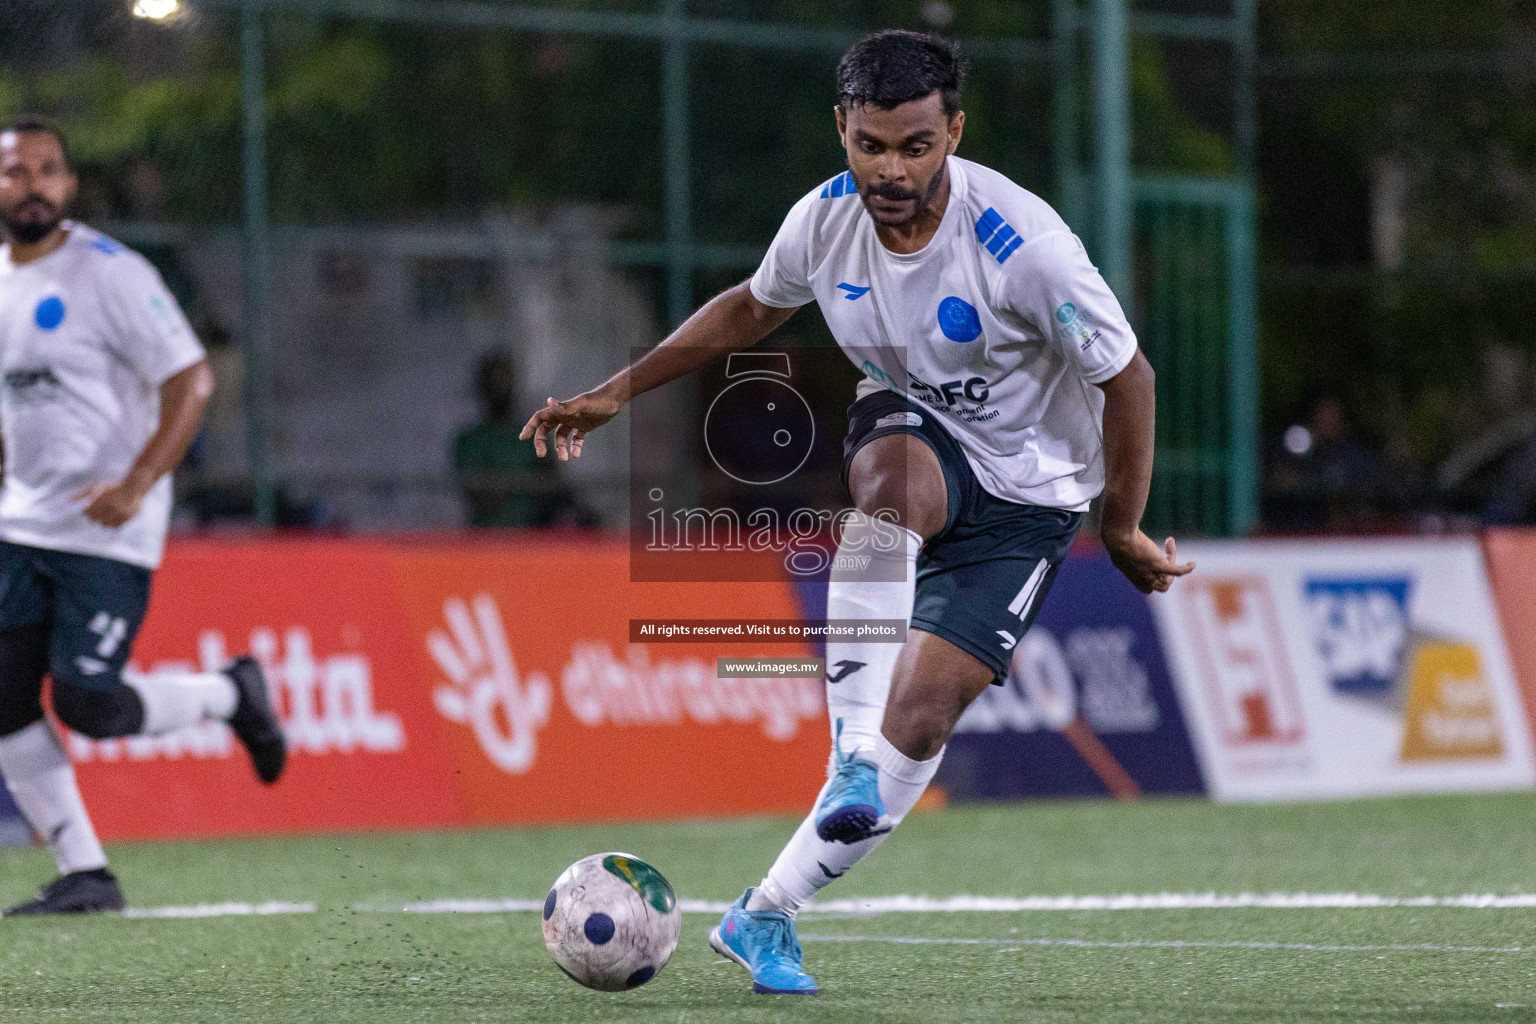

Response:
(2, 793), (1534, 1022)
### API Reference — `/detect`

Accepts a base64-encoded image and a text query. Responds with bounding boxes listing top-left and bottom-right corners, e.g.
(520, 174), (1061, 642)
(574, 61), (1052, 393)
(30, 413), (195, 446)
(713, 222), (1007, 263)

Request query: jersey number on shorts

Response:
(88, 612), (129, 658)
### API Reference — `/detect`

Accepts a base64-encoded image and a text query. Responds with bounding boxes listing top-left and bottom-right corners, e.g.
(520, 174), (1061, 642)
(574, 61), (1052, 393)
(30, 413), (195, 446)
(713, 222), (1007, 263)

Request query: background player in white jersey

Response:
(520, 32), (1193, 993)
(0, 117), (286, 916)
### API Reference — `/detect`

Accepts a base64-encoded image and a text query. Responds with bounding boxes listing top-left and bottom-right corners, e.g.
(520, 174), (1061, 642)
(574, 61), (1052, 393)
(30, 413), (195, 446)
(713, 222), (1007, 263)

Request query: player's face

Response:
(0, 131), (76, 245)
(836, 93), (964, 228)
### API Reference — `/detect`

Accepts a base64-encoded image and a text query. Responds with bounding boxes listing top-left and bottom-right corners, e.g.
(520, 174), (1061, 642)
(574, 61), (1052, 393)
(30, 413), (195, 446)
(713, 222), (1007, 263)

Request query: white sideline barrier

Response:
(1152, 538), (1536, 802)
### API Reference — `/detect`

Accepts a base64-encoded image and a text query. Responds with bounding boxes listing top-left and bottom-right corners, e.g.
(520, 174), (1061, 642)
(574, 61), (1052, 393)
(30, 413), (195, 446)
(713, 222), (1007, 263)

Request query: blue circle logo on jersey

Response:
(1055, 302), (1077, 324)
(34, 296), (66, 331)
(937, 296), (982, 343)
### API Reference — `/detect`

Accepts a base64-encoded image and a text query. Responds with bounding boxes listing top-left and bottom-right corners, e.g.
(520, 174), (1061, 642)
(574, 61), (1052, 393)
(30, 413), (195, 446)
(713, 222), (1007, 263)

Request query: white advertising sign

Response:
(1152, 538), (1536, 802)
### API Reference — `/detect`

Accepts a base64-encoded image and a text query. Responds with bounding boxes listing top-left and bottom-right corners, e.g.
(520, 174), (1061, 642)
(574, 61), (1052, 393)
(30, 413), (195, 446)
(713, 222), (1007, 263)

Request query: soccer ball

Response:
(541, 852), (681, 991)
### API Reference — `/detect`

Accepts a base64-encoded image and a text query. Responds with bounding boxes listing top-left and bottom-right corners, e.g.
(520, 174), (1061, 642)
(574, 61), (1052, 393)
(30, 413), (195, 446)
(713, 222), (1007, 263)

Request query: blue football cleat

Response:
(709, 889), (819, 995)
(814, 720), (889, 844)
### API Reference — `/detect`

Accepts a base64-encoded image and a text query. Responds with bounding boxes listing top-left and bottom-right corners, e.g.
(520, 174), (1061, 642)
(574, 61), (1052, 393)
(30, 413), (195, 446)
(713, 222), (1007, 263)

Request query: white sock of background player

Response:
(746, 514), (936, 915)
(125, 671), (238, 735)
(0, 720), (108, 874)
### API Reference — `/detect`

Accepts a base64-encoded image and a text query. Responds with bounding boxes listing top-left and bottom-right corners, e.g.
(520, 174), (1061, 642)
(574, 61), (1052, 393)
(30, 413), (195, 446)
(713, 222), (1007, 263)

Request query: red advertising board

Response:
(1484, 529), (1536, 742)
(68, 537), (827, 841)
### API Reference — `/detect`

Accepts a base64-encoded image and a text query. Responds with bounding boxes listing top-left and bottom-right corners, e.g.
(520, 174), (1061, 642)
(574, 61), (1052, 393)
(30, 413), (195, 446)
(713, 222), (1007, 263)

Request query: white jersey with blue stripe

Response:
(750, 156), (1137, 511)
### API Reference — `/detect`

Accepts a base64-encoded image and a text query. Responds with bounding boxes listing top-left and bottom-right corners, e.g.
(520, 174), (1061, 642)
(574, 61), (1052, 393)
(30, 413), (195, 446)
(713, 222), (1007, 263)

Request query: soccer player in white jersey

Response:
(0, 117), (286, 916)
(521, 32), (1194, 992)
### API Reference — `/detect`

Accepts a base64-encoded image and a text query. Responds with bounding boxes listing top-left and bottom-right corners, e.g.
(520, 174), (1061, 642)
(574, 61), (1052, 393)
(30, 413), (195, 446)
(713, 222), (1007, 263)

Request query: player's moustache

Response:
(866, 183), (921, 202)
(13, 195), (58, 218)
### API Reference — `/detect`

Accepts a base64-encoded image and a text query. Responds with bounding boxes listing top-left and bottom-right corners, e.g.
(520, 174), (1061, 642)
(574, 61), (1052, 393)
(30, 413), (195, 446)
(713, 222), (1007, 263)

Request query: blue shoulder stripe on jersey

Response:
(984, 223), (1018, 258)
(90, 237), (125, 256)
(974, 207), (1004, 244)
(974, 207), (1025, 265)
(819, 171), (855, 199)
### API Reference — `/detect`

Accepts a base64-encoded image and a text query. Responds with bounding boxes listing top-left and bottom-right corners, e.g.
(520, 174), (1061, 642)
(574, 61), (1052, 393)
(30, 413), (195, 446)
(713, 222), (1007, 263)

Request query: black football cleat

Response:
(225, 655), (287, 784)
(4, 869), (125, 916)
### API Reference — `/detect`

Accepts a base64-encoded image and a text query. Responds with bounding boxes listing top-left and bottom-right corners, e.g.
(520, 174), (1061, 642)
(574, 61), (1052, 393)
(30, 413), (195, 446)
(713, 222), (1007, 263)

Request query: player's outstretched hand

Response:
(518, 391), (623, 461)
(73, 480), (147, 529)
(1103, 530), (1195, 595)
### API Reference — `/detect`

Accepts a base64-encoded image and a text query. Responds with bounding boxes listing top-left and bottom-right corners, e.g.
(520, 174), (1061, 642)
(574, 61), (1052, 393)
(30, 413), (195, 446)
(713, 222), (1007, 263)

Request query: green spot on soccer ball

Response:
(602, 854), (677, 914)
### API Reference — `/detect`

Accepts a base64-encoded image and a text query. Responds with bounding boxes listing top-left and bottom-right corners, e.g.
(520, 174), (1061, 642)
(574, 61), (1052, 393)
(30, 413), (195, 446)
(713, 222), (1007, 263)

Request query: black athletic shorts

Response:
(842, 389), (1082, 681)
(0, 540), (152, 694)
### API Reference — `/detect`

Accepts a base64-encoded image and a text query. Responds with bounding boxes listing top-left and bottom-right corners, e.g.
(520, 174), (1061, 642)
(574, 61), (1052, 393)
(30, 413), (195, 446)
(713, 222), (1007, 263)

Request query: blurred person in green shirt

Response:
(453, 350), (574, 528)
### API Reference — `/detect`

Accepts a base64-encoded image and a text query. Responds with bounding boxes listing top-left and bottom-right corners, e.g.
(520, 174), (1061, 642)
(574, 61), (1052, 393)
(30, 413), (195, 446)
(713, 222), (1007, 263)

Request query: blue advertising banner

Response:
(935, 552), (1206, 799)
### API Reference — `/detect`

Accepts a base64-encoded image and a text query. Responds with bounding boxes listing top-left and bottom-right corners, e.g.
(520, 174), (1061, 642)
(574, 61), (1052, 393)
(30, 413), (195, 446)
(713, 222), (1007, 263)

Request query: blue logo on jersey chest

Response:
(937, 296), (982, 342)
(34, 296), (65, 331)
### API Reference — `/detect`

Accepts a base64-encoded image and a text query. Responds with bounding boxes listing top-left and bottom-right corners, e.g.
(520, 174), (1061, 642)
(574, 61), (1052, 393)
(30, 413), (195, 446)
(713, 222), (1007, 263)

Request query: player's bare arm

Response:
(1095, 348), (1194, 593)
(74, 359), (214, 528)
(518, 281), (797, 461)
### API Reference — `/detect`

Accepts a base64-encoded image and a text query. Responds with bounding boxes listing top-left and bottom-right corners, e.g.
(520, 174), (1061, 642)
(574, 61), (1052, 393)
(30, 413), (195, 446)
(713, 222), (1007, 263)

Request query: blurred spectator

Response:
(453, 350), (579, 528)
(1264, 394), (1385, 533)
(1437, 412), (1536, 526)
(1429, 343), (1536, 526)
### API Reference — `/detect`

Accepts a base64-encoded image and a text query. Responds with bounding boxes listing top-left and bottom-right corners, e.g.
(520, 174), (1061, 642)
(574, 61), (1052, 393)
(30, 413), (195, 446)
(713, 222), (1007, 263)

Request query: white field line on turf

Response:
(798, 935), (1526, 955)
(108, 902), (1526, 956)
(387, 893), (1536, 915)
(124, 892), (1536, 919)
(121, 901), (316, 919)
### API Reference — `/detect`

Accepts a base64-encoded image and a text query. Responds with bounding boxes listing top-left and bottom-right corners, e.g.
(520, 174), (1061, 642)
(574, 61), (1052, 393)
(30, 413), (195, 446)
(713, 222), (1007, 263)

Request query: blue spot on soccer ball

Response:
(543, 889), (557, 920)
(34, 297), (65, 331)
(937, 296), (981, 343)
(626, 966), (656, 988)
(583, 912), (615, 945)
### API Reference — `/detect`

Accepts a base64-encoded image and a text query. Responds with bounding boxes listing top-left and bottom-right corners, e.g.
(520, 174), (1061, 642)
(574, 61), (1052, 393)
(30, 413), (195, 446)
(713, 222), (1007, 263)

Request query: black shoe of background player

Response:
(4, 868), (125, 916)
(225, 655), (287, 784)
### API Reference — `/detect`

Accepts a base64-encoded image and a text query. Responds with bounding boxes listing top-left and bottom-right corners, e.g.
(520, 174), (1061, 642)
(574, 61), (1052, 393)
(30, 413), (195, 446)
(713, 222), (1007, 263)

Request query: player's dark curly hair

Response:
(1, 114), (71, 167)
(836, 30), (966, 119)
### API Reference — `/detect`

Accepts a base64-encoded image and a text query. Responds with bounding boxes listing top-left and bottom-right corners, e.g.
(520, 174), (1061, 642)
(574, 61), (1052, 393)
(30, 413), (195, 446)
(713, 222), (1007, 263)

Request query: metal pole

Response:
(1091, 0), (1132, 304)
(1225, 185), (1259, 536)
(661, 0), (692, 329)
(1232, 0), (1258, 174)
(1230, 0), (1259, 534)
(240, 2), (277, 526)
(1051, 0), (1085, 233)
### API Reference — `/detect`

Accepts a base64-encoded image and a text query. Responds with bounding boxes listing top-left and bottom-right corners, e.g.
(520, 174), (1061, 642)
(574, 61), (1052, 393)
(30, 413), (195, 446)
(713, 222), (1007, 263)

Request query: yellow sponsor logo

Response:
(1400, 641), (1503, 761)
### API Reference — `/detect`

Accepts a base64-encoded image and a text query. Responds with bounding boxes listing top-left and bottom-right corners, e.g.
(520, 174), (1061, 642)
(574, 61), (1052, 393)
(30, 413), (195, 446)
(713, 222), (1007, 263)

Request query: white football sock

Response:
(747, 736), (944, 917)
(0, 720), (108, 874)
(125, 671), (238, 736)
(823, 514), (919, 758)
(745, 514), (922, 918)
(872, 733), (945, 821)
